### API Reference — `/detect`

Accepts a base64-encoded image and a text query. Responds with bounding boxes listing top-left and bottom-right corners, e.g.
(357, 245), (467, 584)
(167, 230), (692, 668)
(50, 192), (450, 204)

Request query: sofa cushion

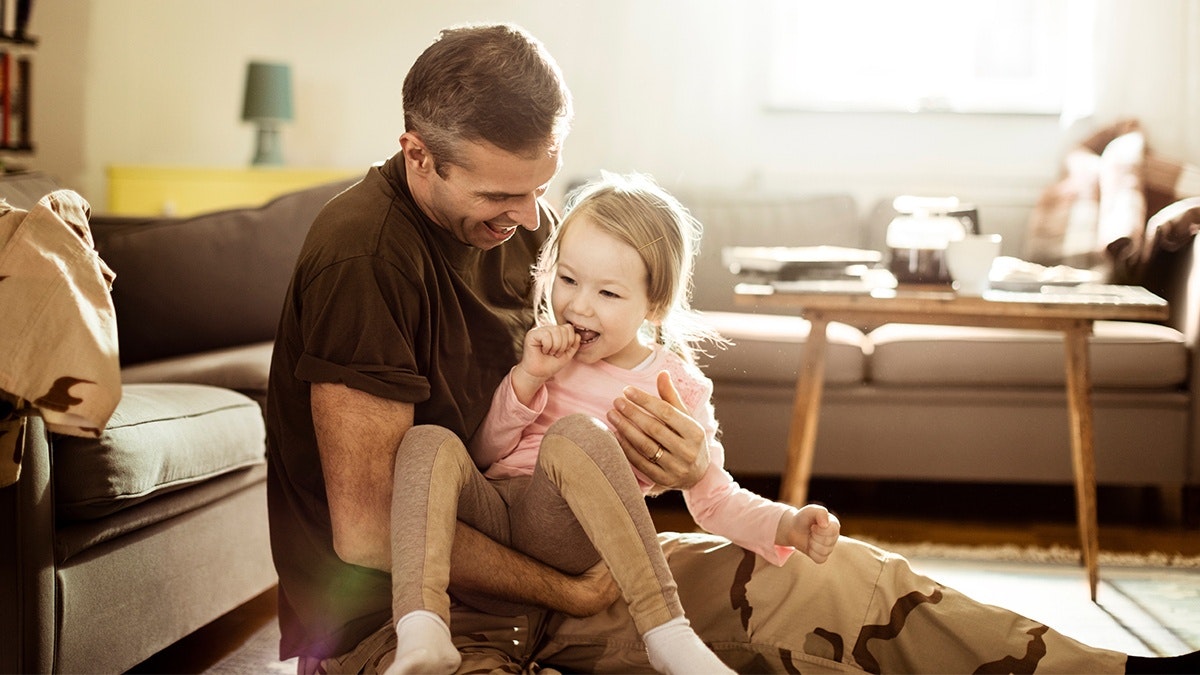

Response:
(120, 341), (274, 410)
(54, 383), (266, 521)
(91, 178), (358, 366)
(677, 190), (862, 314)
(869, 320), (1187, 388)
(55, 464), (268, 563)
(697, 311), (868, 386)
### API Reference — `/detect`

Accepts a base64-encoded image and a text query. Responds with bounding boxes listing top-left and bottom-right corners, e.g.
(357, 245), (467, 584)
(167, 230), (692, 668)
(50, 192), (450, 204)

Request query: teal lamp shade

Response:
(241, 61), (294, 165)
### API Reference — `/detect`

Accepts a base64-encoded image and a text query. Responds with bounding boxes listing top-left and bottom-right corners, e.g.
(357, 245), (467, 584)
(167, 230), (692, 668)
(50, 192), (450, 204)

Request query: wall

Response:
(25, 0), (1200, 241)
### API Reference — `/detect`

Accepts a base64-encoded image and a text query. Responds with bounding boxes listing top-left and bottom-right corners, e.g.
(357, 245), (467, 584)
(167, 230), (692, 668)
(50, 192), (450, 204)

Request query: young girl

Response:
(387, 172), (840, 675)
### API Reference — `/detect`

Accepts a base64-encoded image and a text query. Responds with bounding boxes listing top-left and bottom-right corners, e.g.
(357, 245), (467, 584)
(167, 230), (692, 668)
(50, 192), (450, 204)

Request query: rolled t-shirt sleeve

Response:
(294, 255), (430, 403)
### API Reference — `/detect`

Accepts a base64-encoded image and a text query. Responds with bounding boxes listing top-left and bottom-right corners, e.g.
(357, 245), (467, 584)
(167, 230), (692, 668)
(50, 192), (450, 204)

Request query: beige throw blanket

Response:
(0, 189), (120, 487)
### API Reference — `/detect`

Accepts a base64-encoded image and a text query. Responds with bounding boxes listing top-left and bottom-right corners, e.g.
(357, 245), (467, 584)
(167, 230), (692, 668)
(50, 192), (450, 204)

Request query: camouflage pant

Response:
(312, 531), (1126, 674)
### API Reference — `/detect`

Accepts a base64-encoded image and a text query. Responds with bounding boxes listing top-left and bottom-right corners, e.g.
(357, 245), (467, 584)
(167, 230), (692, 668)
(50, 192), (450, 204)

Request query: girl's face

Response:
(551, 216), (657, 369)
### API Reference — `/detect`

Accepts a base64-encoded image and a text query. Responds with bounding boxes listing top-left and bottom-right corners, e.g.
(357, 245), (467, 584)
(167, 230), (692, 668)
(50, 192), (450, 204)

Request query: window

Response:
(767, 0), (1095, 116)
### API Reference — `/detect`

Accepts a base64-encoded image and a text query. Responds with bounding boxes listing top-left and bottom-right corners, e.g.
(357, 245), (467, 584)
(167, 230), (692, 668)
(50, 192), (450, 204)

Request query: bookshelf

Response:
(0, 0), (33, 155)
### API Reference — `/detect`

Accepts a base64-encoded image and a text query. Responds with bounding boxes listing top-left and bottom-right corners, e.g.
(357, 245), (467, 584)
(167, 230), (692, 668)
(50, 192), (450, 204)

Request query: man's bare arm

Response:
(310, 382), (619, 613)
(450, 525), (618, 617)
(311, 382), (407, 569)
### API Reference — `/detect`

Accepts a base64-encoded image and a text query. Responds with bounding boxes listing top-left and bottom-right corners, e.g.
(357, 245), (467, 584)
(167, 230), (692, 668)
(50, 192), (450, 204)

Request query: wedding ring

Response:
(650, 446), (665, 464)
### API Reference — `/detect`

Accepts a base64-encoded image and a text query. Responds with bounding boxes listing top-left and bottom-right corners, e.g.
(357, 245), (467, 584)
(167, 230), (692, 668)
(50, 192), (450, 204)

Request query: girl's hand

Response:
(511, 325), (580, 405)
(776, 504), (841, 563)
(520, 324), (580, 379)
(607, 370), (710, 490)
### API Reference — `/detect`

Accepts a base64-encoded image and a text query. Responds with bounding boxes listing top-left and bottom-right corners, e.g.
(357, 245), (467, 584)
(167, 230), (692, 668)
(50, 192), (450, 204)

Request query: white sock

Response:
(383, 609), (461, 675)
(643, 616), (733, 675)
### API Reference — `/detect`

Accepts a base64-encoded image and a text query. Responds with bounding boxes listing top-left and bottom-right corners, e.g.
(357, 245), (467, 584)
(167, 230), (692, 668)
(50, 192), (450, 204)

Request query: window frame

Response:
(765, 0), (1094, 117)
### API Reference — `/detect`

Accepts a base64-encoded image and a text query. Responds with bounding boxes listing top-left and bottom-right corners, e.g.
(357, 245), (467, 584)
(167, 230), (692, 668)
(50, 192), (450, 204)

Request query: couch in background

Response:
(679, 176), (1198, 520)
(0, 175), (358, 673)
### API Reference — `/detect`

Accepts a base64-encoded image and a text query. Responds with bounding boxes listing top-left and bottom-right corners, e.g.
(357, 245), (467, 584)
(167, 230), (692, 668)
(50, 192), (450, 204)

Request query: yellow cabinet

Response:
(106, 165), (359, 217)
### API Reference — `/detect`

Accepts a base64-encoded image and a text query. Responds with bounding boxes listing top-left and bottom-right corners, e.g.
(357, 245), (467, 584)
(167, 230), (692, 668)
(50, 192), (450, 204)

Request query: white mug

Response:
(945, 234), (1002, 295)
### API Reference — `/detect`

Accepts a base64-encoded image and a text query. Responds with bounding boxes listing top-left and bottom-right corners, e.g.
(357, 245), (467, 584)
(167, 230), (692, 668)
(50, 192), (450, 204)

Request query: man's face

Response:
(419, 139), (561, 250)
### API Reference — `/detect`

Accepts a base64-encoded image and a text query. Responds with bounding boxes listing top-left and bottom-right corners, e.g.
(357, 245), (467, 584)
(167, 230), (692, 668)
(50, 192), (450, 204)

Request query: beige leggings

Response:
(390, 415), (681, 636)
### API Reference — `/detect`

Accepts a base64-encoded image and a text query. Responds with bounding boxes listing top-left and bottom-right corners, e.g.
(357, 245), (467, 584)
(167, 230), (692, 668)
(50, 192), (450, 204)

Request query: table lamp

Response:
(241, 61), (293, 166)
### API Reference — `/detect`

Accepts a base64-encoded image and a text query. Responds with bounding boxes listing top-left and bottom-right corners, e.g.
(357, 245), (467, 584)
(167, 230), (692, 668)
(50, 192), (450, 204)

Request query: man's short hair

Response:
(403, 23), (574, 174)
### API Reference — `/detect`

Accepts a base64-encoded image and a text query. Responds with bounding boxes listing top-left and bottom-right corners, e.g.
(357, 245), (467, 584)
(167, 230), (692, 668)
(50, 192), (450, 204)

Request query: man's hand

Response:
(776, 504), (841, 564)
(607, 370), (709, 490)
(559, 561), (621, 617)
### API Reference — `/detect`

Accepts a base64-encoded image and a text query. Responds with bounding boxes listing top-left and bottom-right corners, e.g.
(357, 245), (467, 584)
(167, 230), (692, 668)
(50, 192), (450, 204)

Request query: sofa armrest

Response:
(1145, 233), (1200, 484)
(1168, 235), (1199, 346)
(1172, 237), (1200, 484)
(0, 415), (55, 674)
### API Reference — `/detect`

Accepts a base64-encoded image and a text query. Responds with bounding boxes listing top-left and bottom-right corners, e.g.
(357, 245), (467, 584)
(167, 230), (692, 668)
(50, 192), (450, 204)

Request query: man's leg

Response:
(314, 611), (547, 675)
(538, 532), (1127, 674)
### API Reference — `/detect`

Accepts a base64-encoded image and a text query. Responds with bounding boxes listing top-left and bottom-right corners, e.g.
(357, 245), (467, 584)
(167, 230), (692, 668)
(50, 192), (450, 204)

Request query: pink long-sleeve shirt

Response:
(470, 345), (798, 566)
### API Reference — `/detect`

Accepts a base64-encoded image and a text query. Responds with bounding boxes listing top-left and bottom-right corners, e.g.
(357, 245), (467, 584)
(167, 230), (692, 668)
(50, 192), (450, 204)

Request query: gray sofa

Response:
(680, 188), (1197, 519)
(0, 175), (357, 673)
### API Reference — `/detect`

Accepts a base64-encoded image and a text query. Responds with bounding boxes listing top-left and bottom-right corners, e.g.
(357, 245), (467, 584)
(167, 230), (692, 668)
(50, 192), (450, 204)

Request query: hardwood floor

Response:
(126, 587), (279, 674)
(128, 478), (1200, 673)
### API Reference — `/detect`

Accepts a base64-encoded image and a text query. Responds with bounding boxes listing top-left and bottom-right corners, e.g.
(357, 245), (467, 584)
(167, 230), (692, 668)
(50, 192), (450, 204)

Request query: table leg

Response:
(780, 313), (829, 507)
(1063, 320), (1100, 602)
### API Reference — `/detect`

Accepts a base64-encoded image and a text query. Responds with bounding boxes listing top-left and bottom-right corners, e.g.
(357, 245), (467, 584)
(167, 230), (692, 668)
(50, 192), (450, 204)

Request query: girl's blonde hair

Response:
(532, 171), (725, 363)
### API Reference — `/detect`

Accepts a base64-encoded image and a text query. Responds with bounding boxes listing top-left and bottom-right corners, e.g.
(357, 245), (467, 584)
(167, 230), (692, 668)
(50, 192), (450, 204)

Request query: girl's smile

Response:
(570, 323), (601, 346)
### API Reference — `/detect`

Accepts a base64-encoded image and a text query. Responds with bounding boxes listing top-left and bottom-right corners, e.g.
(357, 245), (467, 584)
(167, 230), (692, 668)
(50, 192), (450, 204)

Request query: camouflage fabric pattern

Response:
(315, 532), (1125, 673)
(0, 190), (121, 487)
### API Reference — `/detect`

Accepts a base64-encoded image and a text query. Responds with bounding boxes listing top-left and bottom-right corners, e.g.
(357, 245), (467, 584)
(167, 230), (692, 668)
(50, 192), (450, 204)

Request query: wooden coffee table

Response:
(735, 281), (1169, 601)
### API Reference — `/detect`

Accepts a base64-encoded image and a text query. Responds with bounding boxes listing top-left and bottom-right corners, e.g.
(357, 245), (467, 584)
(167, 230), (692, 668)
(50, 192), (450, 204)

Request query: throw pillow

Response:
(1143, 153), (1200, 214)
(1024, 120), (1147, 275)
(1097, 129), (1147, 280)
(1023, 146), (1101, 267)
(1020, 119), (1200, 284)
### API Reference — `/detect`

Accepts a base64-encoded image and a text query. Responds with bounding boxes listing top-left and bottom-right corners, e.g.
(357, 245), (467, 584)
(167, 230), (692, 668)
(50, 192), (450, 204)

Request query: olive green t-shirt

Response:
(264, 152), (551, 660)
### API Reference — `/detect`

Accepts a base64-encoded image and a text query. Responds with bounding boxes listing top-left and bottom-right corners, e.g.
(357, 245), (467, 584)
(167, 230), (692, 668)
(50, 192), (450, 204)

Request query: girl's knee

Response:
(403, 423), (459, 443)
(547, 414), (618, 447)
(543, 414), (624, 465)
(399, 425), (467, 459)
(546, 413), (609, 440)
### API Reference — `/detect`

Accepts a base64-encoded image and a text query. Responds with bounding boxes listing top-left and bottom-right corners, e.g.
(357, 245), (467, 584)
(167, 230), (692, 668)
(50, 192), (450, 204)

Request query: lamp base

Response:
(251, 123), (284, 166)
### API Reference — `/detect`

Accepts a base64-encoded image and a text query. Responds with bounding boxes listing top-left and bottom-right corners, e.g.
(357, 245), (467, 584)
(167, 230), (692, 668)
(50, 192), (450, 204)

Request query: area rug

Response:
(865, 539), (1200, 658)
(206, 542), (1200, 673)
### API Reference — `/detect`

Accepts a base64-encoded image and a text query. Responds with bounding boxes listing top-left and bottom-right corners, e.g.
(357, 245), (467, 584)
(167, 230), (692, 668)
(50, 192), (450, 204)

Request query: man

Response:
(266, 21), (1194, 674)
(267, 22), (647, 671)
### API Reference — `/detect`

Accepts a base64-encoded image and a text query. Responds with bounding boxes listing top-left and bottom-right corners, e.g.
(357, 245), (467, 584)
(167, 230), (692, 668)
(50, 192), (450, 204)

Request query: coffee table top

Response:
(734, 280), (1169, 323)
